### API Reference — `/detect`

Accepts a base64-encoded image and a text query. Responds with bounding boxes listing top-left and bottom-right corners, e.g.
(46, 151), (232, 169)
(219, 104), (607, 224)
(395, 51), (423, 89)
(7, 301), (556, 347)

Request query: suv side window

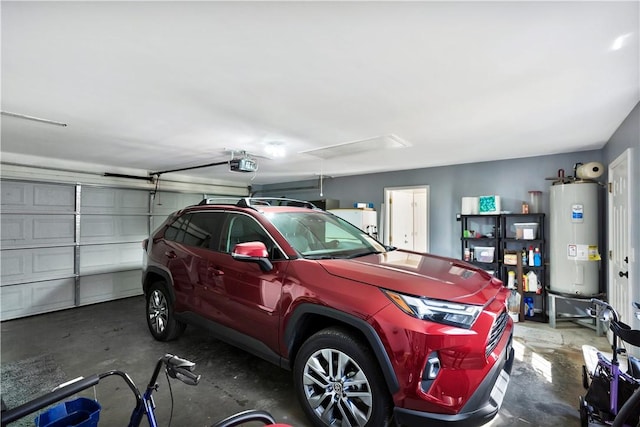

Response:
(164, 212), (227, 250)
(223, 214), (285, 260)
(185, 211), (227, 249)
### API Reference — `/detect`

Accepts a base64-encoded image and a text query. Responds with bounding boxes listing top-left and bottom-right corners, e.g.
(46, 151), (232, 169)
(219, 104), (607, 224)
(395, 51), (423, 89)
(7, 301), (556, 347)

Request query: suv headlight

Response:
(383, 290), (482, 329)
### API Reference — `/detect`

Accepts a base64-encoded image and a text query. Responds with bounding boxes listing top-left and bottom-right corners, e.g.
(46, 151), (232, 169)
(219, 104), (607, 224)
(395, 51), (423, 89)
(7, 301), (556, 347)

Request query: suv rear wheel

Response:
(146, 281), (186, 341)
(293, 327), (392, 427)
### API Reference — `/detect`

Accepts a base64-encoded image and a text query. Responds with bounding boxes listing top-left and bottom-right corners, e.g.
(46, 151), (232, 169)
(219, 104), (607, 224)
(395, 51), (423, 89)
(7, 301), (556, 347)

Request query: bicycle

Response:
(580, 299), (640, 427)
(1, 353), (291, 427)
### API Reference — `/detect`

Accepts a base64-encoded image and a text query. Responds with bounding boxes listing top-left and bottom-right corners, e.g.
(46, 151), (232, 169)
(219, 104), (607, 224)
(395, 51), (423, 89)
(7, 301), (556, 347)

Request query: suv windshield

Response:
(266, 211), (388, 259)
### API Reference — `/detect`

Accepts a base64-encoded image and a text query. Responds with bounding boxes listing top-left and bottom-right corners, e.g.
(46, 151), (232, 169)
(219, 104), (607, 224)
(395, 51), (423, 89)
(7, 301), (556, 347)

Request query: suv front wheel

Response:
(293, 327), (392, 427)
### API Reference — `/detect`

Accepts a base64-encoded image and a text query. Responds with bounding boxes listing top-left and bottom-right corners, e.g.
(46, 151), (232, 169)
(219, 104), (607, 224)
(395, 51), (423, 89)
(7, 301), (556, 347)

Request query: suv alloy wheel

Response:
(146, 281), (186, 341)
(293, 328), (392, 427)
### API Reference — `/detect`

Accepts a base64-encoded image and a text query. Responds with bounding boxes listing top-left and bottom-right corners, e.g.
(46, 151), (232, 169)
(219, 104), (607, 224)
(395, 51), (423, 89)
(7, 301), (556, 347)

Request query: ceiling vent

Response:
(300, 134), (411, 159)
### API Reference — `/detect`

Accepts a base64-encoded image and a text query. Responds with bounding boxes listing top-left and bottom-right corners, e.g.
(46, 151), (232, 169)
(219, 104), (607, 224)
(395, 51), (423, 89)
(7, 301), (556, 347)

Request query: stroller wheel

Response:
(579, 395), (589, 427)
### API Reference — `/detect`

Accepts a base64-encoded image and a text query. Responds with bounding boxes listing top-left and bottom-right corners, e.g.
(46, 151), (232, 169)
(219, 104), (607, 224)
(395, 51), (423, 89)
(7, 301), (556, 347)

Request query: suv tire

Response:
(293, 327), (392, 427)
(146, 281), (186, 341)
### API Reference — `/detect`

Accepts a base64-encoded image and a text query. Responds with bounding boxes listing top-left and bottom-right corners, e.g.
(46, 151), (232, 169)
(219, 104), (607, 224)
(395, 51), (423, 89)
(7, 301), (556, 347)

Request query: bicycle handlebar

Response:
(170, 366), (201, 386)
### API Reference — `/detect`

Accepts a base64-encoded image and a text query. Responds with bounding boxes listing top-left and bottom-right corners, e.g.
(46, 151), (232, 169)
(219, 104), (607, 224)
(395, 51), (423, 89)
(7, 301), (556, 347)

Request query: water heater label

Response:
(567, 244), (600, 261)
(571, 204), (584, 222)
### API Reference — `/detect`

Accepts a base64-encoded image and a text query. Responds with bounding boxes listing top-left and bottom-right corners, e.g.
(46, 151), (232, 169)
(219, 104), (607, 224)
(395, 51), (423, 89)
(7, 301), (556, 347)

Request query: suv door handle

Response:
(164, 251), (177, 259)
(208, 267), (224, 277)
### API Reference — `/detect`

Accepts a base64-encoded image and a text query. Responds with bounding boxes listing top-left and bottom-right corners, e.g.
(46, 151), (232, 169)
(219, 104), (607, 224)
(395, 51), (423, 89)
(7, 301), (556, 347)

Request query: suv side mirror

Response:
(232, 242), (273, 272)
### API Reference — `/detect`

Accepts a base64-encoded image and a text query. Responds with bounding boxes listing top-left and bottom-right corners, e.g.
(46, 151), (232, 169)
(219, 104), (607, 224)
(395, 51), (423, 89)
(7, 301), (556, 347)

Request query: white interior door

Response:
(608, 149), (633, 329)
(390, 190), (413, 250)
(384, 186), (429, 252)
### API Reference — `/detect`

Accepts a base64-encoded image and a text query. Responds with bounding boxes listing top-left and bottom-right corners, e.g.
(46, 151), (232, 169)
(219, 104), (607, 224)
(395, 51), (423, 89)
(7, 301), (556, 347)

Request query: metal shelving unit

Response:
(500, 213), (546, 323)
(459, 213), (547, 323)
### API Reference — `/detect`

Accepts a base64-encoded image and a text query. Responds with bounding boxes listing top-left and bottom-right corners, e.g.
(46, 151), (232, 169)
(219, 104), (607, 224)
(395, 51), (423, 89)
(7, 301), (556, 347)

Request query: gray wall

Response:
(603, 102), (640, 305)
(257, 150), (604, 259)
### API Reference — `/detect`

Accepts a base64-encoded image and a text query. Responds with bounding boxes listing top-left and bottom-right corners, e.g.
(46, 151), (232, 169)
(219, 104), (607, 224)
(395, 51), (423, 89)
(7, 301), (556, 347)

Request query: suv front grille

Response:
(486, 310), (508, 358)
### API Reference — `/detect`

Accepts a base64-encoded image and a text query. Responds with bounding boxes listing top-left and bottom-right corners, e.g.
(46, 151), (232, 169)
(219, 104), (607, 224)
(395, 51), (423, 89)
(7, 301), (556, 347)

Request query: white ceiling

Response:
(2, 1), (638, 186)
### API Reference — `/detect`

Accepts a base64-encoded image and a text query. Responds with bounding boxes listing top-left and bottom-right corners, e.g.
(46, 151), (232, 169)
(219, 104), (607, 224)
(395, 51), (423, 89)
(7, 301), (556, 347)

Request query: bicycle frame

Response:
(0, 354), (198, 427)
(0, 353), (285, 427)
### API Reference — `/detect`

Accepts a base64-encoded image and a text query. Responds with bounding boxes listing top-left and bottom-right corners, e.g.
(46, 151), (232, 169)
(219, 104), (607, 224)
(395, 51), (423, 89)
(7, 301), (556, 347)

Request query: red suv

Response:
(142, 198), (514, 427)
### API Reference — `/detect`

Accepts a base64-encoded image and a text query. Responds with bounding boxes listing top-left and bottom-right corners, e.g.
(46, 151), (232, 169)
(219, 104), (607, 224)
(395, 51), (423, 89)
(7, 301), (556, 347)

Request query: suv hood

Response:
(317, 250), (501, 305)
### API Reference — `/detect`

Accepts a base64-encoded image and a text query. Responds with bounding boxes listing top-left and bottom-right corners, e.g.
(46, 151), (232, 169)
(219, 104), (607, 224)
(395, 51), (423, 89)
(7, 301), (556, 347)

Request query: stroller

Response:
(580, 300), (640, 426)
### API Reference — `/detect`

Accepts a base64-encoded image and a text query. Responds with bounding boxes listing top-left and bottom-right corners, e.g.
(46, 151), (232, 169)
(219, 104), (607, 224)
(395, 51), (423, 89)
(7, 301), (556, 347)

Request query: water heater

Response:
(549, 180), (601, 296)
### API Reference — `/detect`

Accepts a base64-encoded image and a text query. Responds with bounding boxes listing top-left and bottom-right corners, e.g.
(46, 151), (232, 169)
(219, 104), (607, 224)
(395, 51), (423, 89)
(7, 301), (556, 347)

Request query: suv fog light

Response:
(420, 352), (441, 393)
(425, 353), (441, 380)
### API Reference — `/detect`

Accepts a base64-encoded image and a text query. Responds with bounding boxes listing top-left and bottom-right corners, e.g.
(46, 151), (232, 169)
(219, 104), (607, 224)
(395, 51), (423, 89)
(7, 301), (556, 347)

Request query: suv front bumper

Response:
(394, 333), (514, 427)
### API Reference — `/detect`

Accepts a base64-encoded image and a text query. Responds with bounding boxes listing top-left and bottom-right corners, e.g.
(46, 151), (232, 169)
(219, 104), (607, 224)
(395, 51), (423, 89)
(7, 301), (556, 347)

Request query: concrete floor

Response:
(1, 296), (609, 427)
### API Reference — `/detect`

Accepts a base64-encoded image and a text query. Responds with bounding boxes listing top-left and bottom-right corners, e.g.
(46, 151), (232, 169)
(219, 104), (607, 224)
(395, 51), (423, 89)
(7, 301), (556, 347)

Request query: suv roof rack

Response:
(197, 197), (318, 210)
(237, 198), (318, 209)
(197, 197), (243, 206)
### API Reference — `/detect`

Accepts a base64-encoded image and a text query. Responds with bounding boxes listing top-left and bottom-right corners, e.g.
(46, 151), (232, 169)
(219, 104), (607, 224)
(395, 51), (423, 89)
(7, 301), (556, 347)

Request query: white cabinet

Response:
(328, 209), (378, 238)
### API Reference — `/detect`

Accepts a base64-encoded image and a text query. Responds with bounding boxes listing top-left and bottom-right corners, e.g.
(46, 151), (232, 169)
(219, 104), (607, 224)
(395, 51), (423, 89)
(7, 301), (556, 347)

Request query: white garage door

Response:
(0, 180), (209, 320)
(1, 181), (77, 320)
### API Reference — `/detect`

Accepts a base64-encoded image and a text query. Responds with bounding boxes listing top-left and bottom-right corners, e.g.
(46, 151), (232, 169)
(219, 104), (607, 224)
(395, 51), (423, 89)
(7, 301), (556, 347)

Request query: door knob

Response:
(619, 271), (629, 278)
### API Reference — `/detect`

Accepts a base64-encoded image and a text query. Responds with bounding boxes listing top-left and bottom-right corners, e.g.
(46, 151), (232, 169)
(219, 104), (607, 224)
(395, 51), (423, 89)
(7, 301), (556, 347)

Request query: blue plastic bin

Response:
(34, 397), (101, 427)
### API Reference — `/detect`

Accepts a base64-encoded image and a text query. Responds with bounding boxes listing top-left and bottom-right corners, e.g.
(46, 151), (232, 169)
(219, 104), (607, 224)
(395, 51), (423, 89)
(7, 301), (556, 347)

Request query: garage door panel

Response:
(81, 216), (115, 240)
(1, 286), (26, 315)
(1, 278), (75, 321)
(1, 216), (26, 241)
(33, 248), (75, 274)
(1, 247), (74, 283)
(80, 215), (147, 243)
(82, 187), (149, 214)
(34, 185), (76, 210)
(80, 243), (143, 274)
(1, 215), (75, 247)
(82, 187), (116, 209)
(1, 253), (25, 279)
(32, 280), (75, 308)
(120, 216), (148, 237)
(121, 190), (149, 211)
(2, 181), (28, 206)
(33, 216), (76, 241)
(79, 271), (142, 305)
(3, 182), (76, 213)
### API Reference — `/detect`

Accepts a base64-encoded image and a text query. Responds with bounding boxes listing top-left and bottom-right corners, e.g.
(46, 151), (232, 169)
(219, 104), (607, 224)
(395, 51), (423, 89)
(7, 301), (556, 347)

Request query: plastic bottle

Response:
(528, 246), (534, 267)
(533, 247), (542, 267)
(507, 271), (516, 288)
(522, 247), (527, 265)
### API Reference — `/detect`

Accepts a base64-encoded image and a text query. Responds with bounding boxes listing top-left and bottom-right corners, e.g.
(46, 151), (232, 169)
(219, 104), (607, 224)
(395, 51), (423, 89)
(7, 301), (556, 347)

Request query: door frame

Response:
(383, 185), (430, 252)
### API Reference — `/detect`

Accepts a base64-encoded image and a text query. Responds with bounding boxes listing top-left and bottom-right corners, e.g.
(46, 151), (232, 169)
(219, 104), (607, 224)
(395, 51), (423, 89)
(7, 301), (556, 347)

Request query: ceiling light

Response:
(1, 110), (67, 127)
(611, 33), (632, 51)
(264, 142), (286, 158)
